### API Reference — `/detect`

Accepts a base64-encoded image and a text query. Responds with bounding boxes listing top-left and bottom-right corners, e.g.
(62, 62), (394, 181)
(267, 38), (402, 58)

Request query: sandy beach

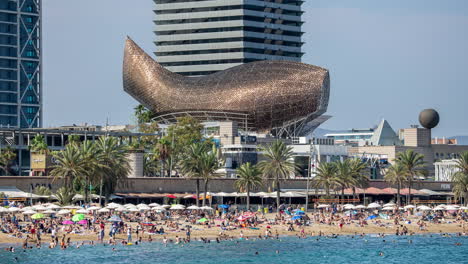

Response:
(1, 213), (465, 246)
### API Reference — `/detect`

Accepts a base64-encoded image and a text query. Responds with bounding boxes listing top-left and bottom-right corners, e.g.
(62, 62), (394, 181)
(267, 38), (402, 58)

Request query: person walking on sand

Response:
(127, 226), (132, 242)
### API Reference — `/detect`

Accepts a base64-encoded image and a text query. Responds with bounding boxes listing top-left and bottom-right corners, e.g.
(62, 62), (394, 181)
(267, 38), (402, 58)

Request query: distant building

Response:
(434, 159), (459, 182)
(0, 0), (42, 128)
(350, 126), (468, 178)
(153, 0), (304, 76)
(325, 119), (400, 147)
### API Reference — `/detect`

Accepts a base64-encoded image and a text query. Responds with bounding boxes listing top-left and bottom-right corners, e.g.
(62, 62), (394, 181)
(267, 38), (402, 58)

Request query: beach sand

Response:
(1, 213), (465, 245)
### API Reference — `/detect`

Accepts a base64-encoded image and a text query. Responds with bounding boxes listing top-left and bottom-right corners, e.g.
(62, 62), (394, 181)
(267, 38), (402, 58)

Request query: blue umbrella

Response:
(294, 211), (305, 215)
(108, 215), (122, 222)
(366, 215), (377, 220)
(218, 204), (230, 209)
(291, 215), (303, 220)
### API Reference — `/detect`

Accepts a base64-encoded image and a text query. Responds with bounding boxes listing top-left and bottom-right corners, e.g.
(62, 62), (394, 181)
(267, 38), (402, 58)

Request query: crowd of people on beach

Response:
(1, 200), (468, 253)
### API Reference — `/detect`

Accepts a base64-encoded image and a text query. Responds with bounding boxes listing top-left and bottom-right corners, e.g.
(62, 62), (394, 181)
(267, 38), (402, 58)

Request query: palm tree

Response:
(29, 134), (48, 154)
(0, 147), (16, 175)
(235, 162), (263, 210)
(258, 140), (297, 214)
(384, 163), (407, 206)
(55, 187), (75, 206)
(313, 162), (339, 197)
(396, 150), (426, 204)
(156, 138), (171, 177)
(179, 143), (209, 207)
(453, 152), (468, 205)
(335, 160), (356, 204)
(78, 140), (101, 203)
(95, 137), (130, 205)
(50, 144), (87, 189)
(198, 147), (222, 206)
(348, 158), (368, 201)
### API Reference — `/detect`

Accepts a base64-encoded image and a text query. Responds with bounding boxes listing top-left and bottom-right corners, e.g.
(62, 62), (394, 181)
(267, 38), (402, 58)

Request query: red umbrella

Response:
(166, 194), (177, 199)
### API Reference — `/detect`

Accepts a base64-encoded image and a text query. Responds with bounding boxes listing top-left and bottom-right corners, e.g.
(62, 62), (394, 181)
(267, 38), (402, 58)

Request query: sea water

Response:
(1, 235), (467, 264)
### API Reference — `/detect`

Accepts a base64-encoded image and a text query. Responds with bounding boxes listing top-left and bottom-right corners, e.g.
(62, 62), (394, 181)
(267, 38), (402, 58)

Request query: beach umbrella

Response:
(170, 204), (185, 210)
(152, 206), (166, 212)
(137, 205), (150, 210)
(218, 204), (230, 209)
(354, 205), (366, 209)
(72, 214), (85, 222)
(184, 195), (196, 199)
(129, 208), (140, 212)
(367, 203), (381, 209)
(148, 203), (160, 207)
(32, 205), (47, 211)
(200, 206), (213, 210)
(75, 209), (89, 214)
(8, 207), (21, 213)
(46, 204), (60, 209)
(77, 220), (88, 225)
(62, 205), (81, 209)
(43, 209), (56, 214)
(417, 205), (432, 211)
(57, 209), (71, 215)
(404, 205), (416, 209)
(108, 215), (122, 222)
(0, 207), (8, 213)
(344, 204), (355, 210)
(22, 210), (37, 215)
(294, 210), (305, 215)
(445, 206), (459, 211)
(317, 204), (330, 209)
(98, 208), (110, 213)
(197, 218), (208, 223)
(87, 206), (101, 211)
(115, 207), (128, 212)
(291, 215), (303, 220)
(21, 206), (34, 211)
(162, 204), (171, 208)
(31, 213), (45, 219)
(383, 202), (396, 207)
(62, 220), (74, 225)
(460, 206), (468, 210)
(166, 194), (177, 199)
(106, 203), (121, 209)
(187, 205), (201, 210)
(381, 207), (394, 211)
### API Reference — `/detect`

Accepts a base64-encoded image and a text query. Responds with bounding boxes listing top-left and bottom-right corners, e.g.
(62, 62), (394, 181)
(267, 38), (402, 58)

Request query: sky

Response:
(42, 0), (468, 137)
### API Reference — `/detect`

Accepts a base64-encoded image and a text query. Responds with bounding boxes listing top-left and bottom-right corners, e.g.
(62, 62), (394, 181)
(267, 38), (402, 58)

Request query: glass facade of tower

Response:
(154, 0), (304, 76)
(0, 0), (41, 128)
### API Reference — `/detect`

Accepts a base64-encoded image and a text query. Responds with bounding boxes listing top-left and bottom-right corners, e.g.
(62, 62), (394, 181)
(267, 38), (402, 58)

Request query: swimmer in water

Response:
(379, 252), (384, 256)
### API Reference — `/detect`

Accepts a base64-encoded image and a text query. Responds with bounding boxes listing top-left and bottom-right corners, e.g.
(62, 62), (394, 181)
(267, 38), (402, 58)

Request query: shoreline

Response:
(0, 221), (465, 247)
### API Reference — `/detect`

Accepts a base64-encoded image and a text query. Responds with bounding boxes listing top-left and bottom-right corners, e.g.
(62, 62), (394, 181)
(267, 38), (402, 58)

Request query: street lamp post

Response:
(305, 142), (317, 212)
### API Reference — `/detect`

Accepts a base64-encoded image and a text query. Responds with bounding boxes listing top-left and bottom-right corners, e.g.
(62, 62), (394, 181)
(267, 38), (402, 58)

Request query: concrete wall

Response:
(0, 177), (453, 194)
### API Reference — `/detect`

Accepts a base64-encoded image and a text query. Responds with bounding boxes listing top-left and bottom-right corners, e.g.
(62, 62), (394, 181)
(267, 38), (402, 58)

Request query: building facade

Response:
(153, 0), (304, 76)
(0, 0), (42, 128)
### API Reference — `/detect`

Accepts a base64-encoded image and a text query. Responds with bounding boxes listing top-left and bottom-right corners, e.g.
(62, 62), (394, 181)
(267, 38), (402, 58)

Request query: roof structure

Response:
(369, 119), (401, 146)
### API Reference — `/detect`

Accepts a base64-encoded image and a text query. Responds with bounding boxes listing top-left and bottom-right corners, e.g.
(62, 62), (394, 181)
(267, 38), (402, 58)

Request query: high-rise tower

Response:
(154, 0), (304, 76)
(0, 0), (42, 128)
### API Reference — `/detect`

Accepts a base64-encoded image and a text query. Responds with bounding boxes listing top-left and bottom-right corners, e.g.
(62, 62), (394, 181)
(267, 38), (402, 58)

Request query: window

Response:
(25, 107), (35, 114)
(26, 95), (34, 102)
(25, 17), (33, 23)
(26, 5), (33, 12)
(26, 51), (35, 57)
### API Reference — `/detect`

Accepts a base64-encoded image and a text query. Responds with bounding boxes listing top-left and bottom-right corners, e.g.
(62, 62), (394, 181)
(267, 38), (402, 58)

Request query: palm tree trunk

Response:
(408, 175), (413, 204)
(341, 186), (345, 204)
(276, 178), (281, 214)
(85, 177), (89, 204)
(325, 183), (330, 197)
(246, 185), (250, 211)
(99, 176), (103, 206)
(203, 179), (208, 207)
(352, 187), (356, 203)
(195, 179), (200, 207)
(397, 182), (401, 206)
